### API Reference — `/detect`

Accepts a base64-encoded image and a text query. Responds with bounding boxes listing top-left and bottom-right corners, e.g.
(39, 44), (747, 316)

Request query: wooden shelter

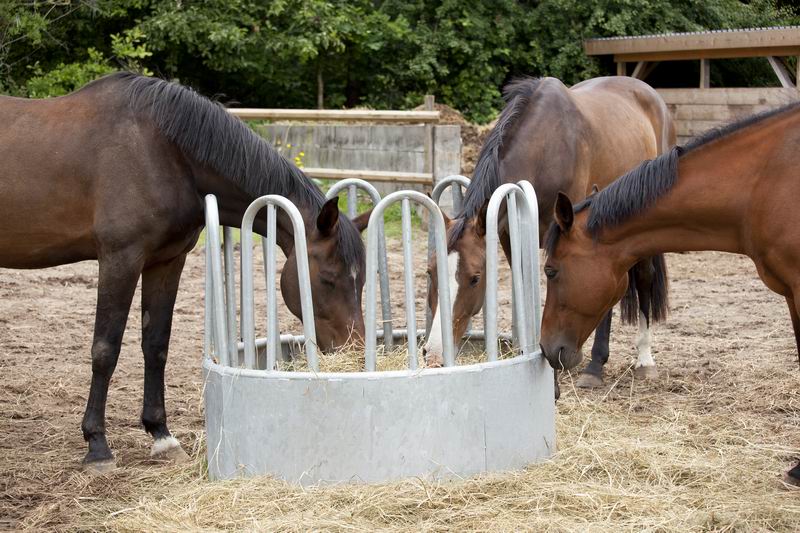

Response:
(585, 27), (800, 143)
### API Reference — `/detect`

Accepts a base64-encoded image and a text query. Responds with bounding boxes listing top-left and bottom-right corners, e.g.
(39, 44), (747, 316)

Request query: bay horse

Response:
(0, 73), (369, 471)
(540, 101), (800, 485)
(425, 76), (673, 388)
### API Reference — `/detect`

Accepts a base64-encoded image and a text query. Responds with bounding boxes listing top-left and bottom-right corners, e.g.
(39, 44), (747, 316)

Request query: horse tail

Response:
(620, 254), (669, 325)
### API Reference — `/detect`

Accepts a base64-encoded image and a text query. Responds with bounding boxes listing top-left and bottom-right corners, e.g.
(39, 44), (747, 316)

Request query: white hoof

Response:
(151, 436), (190, 463)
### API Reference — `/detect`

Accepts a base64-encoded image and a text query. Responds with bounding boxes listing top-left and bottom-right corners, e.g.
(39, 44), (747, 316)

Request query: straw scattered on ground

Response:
(3, 242), (800, 531)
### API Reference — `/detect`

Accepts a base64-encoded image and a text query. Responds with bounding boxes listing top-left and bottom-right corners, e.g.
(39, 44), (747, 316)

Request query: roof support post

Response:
(700, 58), (710, 88)
(616, 61), (626, 76)
(767, 56), (795, 88)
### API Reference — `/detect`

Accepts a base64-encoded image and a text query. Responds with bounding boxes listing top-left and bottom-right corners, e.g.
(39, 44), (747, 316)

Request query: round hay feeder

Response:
(202, 178), (555, 484)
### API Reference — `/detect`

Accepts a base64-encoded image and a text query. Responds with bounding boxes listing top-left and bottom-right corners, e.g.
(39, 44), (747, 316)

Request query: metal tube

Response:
(347, 184), (358, 219)
(241, 196), (317, 371)
(204, 195), (230, 366)
(427, 175), (470, 333)
(223, 227), (238, 366)
(401, 198), (417, 369)
(366, 191), (453, 370)
(266, 205), (278, 370)
(506, 194), (529, 355)
(204, 229), (212, 360)
(485, 184), (526, 361)
(325, 179), (393, 350)
(517, 180), (542, 347)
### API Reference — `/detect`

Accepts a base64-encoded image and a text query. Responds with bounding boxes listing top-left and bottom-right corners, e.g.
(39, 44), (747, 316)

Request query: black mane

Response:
(449, 77), (542, 247)
(544, 98), (800, 257)
(103, 72), (364, 269)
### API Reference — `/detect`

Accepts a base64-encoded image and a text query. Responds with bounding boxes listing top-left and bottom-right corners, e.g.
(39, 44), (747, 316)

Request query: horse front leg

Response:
(81, 251), (143, 472)
(141, 254), (190, 463)
(576, 310), (612, 388)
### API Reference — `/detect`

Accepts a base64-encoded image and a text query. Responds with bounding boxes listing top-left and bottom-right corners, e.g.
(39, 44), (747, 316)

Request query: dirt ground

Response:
(1, 236), (799, 530)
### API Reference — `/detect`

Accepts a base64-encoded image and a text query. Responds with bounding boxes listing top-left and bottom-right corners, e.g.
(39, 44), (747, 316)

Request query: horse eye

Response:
(469, 275), (480, 287)
(544, 267), (558, 280)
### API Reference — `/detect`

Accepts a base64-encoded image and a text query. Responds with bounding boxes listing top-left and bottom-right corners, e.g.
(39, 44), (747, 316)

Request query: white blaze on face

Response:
(424, 252), (460, 364)
(635, 310), (655, 368)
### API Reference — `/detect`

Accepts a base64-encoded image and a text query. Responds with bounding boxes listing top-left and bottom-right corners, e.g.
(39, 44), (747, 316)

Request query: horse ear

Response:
(351, 209), (372, 233)
(317, 198), (340, 236)
(591, 184), (599, 194)
(441, 209), (452, 227)
(554, 192), (574, 232)
(475, 200), (489, 237)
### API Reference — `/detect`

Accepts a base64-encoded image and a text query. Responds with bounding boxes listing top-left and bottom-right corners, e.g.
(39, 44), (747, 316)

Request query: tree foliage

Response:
(1, 0), (797, 122)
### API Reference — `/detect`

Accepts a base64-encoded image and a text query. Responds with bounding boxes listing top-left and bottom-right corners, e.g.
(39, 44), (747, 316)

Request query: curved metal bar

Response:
(204, 195), (230, 366)
(484, 184), (539, 360)
(366, 191), (453, 370)
(325, 179), (393, 350)
(431, 174), (470, 205)
(426, 175), (470, 333)
(223, 227), (238, 365)
(242, 196), (317, 371)
(516, 180), (542, 347)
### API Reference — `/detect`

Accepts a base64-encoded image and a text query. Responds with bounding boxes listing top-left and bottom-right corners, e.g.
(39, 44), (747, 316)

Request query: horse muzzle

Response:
(540, 340), (583, 371)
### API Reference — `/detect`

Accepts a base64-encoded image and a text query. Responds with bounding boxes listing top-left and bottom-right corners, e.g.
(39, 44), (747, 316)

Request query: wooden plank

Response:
(613, 45), (800, 62)
(668, 104), (774, 121)
(585, 27), (800, 56)
(616, 61), (626, 76)
(676, 120), (726, 137)
(303, 167), (433, 185)
(656, 88), (799, 105)
(768, 56), (795, 88)
(631, 61), (647, 79)
(229, 108), (440, 123)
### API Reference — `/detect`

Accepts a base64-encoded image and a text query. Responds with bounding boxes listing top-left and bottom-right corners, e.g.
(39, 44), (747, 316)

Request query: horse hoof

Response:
(82, 457), (116, 475)
(151, 437), (191, 464)
(634, 365), (659, 380)
(576, 372), (604, 389)
(782, 472), (800, 488)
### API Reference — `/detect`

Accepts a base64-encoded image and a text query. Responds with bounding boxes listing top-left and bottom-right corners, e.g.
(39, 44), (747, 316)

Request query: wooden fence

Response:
(227, 96), (459, 191)
(657, 87), (799, 144)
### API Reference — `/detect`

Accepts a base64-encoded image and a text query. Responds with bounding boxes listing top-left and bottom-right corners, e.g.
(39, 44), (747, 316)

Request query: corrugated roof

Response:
(584, 26), (800, 60)
(586, 26), (800, 43)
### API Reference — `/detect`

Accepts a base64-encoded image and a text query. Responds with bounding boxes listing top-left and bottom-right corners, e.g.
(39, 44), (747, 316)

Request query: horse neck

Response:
(196, 166), (319, 255)
(602, 123), (787, 264)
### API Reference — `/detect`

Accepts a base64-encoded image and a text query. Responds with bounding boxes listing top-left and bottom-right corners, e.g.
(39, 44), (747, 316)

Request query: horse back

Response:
(0, 81), (198, 269)
(569, 77), (675, 188)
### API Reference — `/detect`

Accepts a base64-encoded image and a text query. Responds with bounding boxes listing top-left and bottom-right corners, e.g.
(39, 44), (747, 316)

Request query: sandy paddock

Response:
(1, 238), (799, 530)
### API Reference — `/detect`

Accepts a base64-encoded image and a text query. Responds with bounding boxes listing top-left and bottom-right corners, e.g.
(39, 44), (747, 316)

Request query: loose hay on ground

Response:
(4, 244), (800, 531)
(50, 370), (800, 532)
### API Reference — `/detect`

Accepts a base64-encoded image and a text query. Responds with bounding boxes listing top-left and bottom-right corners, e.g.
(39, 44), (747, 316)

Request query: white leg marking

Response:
(424, 252), (459, 365)
(635, 310), (655, 368)
(151, 435), (181, 456)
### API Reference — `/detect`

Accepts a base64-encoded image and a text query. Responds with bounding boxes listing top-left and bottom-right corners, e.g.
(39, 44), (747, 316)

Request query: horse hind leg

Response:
(576, 310), (612, 388)
(141, 254), (190, 464)
(632, 260), (658, 380)
(81, 251), (143, 472)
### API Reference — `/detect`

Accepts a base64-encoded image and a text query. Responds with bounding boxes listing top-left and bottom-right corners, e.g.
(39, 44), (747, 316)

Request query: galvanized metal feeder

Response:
(202, 177), (555, 484)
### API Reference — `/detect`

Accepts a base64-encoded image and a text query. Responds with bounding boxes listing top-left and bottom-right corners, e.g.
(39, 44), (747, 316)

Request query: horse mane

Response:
(103, 72), (364, 269)
(544, 98), (800, 258)
(449, 77), (543, 247)
(543, 100), (800, 326)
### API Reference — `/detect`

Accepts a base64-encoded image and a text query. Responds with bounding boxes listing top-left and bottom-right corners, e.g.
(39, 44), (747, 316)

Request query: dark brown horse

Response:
(540, 101), (800, 485)
(425, 77), (673, 388)
(0, 73), (369, 471)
